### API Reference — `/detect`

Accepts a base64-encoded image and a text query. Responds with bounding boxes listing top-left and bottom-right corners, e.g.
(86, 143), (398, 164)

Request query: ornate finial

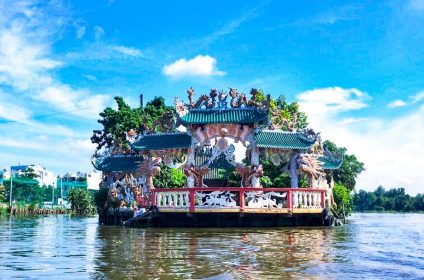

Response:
(209, 89), (218, 99)
(299, 128), (319, 142)
(250, 88), (258, 100)
(229, 87), (238, 98)
(187, 87), (195, 107)
(174, 97), (188, 117)
(180, 86), (271, 110)
(217, 89), (228, 108)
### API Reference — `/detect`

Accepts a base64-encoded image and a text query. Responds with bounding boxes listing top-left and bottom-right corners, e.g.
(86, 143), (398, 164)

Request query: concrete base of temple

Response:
(99, 208), (338, 227)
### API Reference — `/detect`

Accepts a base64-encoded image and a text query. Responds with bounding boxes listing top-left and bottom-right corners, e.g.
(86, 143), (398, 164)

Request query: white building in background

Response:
(2, 169), (10, 180)
(86, 170), (102, 191)
(11, 164), (56, 187)
(60, 170), (102, 191)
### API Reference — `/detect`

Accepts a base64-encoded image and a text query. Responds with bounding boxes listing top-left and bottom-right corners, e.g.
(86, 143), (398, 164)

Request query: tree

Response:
(22, 167), (38, 179)
(323, 140), (365, 191)
(91, 97), (143, 151)
(91, 96), (175, 152)
(352, 186), (423, 212)
(253, 89), (308, 130)
(0, 184), (5, 202)
(3, 177), (52, 204)
(153, 165), (186, 188)
(67, 188), (96, 215)
(333, 183), (352, 214)
(273, 96), (308, 130)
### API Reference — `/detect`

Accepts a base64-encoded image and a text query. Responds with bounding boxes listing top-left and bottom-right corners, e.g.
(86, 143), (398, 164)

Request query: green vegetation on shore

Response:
(353, 186), (424, 212)
(67, 188), (97, 215)
(3, 178), (57, 205)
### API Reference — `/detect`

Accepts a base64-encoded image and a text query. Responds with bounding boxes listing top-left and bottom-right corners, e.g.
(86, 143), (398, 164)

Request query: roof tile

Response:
(179, 108), (269, 124)
(132, 132), (192, 151)
(255, 130), (316, 150)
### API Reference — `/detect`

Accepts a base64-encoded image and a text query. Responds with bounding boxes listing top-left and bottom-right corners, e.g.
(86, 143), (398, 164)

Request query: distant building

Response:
(2, 169), (10, 180)
(10, 165), (56, 187)
(86, 171), (102, 191)
(57, 170), (102, 199)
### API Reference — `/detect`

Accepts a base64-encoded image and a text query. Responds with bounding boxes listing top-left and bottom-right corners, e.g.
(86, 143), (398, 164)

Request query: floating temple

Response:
(93, 88), (343, 227)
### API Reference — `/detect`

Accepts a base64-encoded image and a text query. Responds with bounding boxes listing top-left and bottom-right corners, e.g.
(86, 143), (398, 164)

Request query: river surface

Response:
(0, 213), (423, 279)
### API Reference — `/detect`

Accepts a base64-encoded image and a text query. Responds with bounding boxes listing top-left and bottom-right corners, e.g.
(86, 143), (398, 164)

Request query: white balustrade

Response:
(154, 189), (324, 211)
(292, 191), (322, 209)
(156, 191), (190, 208)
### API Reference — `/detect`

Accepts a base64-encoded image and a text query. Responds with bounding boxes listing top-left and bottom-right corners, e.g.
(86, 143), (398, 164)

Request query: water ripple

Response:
(1, 214), (424, 279)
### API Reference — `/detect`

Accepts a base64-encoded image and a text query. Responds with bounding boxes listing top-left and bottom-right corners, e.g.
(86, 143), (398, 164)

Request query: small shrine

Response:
(93, 87), (343, 227)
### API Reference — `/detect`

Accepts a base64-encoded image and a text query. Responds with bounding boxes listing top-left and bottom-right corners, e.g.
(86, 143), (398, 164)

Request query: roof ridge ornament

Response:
(323, 146), (344, 163)
(179, 87), (271, 111)
(298, 128), (320, 143)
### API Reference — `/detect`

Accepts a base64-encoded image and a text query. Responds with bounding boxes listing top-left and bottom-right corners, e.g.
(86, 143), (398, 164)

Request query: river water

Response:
(0, 213), (423, 279)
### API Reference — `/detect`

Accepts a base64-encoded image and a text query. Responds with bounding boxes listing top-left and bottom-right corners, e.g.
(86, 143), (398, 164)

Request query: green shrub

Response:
(28, 201), (39, 211)
(67, 188), (96, 215)
(333, 183), (352, 215)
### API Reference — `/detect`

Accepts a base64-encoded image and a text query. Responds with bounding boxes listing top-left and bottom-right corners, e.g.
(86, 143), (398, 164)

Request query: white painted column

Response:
(290, 153), (299, 188)
(186, 150), (195, 188)
(250, 145), (260, 188)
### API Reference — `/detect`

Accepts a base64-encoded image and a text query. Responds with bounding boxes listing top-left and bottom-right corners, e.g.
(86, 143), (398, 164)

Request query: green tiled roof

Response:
(255, 130), (316, 150)
(132, 132), (192, 151)
(318, 155), (343, 170)
(179, 108), (269, 125)
(92, 155), (143, 172)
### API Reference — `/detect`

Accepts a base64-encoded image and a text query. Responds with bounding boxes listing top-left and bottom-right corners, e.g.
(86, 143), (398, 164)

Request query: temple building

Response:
(93, 88), (343, 227)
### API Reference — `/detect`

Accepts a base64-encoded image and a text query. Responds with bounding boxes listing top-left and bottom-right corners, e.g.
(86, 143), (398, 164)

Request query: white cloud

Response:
(0, 28), (61, 91)
(162, 55), (226, 78)
(112, 45), (143, 57)
(386, 92), (424, 108)
(0, 1), (110, 120)
(412, 91), (424, 103)
(388, 99), (407, 108)
(297, 87), (368, 116)
(297, 87), (424, 195)
(0, 1), (110, 174)
(66, 43), (144, 61)
(0, 91), (31, 122)
(37, 85), (109, 118)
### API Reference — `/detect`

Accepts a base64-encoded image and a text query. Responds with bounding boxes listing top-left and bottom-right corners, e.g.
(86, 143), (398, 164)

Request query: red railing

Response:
(151, 187), (326, 212)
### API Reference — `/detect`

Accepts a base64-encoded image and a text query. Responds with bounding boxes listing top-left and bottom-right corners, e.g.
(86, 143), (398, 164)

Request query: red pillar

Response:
(189, 189), (195, 213)
(287, 189), (292, 209)
(239, 189), (245, 211)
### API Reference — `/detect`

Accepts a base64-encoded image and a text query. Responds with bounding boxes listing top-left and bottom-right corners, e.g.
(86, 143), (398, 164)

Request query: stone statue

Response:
(135, 157), (162, 190)
(235, 164), (264, 188)
(296, 154), (325, 188)
(183, 164), (209, 188)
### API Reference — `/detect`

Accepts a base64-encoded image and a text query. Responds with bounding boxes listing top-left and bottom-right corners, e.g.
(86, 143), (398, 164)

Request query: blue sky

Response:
(0, 0), (423, 194)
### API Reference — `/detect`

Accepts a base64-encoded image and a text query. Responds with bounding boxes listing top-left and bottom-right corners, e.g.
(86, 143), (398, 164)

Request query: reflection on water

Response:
(0, 214), (423, 279)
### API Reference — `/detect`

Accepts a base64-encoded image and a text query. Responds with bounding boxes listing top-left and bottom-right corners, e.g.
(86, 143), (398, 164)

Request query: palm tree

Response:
(67, 188), (96, 215)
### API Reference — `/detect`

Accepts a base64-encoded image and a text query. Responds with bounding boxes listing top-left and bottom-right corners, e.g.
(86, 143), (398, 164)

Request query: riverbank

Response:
(0, 203), (71, 215)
